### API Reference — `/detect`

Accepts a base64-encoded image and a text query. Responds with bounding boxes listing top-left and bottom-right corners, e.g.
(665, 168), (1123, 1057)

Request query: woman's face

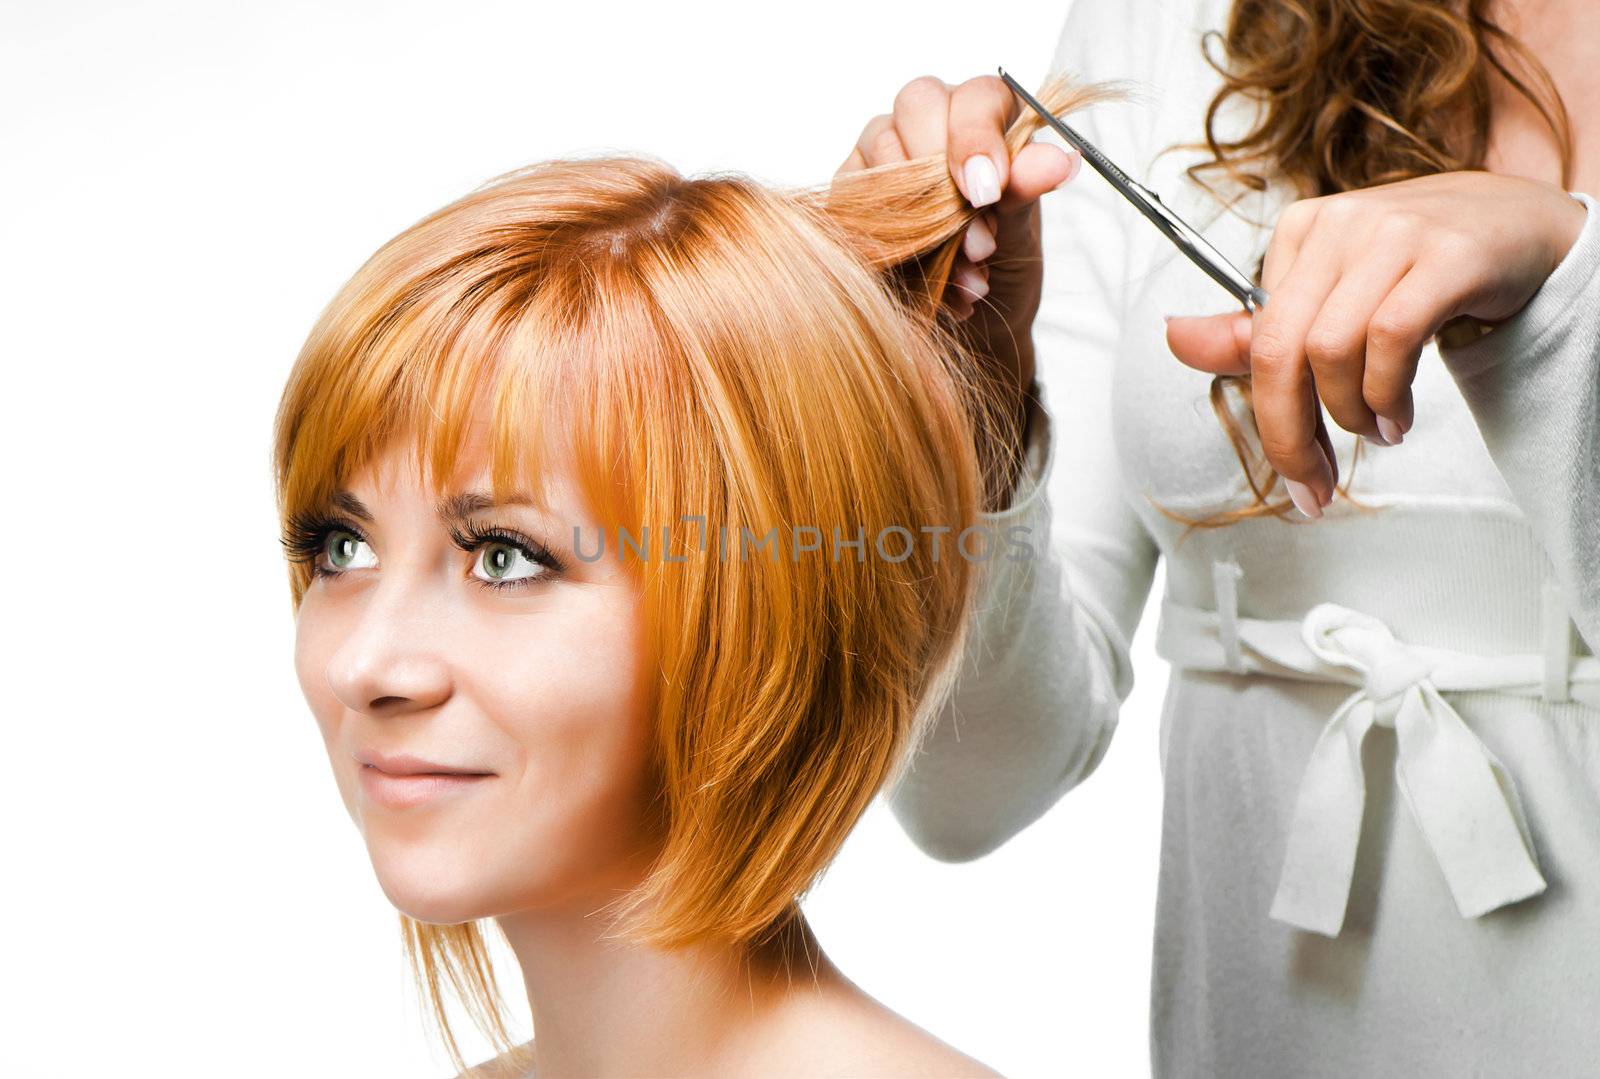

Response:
(292, 420), (658, 924)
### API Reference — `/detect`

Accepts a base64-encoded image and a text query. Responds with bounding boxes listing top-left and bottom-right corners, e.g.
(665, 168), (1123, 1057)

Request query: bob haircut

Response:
(272, 72), (1109, 1069)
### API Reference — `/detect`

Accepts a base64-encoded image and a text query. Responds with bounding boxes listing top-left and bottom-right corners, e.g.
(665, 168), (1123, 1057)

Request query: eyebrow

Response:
(330, 489), (539, 525)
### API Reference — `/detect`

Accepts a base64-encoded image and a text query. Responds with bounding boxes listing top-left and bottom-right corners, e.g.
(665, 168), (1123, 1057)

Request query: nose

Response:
(323, 573), (453, 718)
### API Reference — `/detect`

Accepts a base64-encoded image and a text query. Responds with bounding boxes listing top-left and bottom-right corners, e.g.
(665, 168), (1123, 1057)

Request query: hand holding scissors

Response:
(1160, 172), (1584, 508)
(1000, 68), (1587, 518)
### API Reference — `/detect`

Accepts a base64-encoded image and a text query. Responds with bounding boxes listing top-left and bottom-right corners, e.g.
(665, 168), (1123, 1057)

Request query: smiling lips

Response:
(355, 749), (495, 810)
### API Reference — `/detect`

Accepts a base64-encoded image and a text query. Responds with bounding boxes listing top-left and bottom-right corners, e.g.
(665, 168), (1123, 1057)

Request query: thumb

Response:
(994, 140), (1082, 208)
(1165, 311), (1252, 375)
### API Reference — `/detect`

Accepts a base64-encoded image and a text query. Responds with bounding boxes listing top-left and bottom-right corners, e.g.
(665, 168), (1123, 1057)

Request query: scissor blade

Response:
(997, 67), (1143, 204)
(996, 66), (1267, 312)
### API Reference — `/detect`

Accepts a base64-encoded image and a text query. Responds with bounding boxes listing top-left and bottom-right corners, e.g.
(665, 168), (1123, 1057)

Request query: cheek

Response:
(292, 574), (658, 923)
(503, 591), (654, 820)
(466, 584), (657, 908)
(292, 597), (359, 818)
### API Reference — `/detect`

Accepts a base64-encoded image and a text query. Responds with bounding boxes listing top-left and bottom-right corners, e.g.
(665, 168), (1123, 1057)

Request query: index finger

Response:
(948, 75), (1019, 209)
(1250, 287), (1338, 506)
(891, 75), (953, 161)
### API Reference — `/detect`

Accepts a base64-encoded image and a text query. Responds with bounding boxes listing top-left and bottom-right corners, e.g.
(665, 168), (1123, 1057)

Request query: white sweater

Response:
(887, 0), (1600, 1074)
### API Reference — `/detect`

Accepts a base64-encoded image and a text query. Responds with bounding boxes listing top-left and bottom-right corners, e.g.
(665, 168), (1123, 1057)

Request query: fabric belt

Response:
(1155, 569), (1600, 938)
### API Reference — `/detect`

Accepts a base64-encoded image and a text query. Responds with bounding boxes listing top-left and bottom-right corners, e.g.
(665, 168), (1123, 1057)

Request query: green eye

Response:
(474, 541), (548, 584)
(325, 530), (376, 571)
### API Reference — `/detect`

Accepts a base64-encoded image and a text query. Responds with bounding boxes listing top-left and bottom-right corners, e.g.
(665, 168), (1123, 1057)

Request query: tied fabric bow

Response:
(1268, 603), (1549, 937)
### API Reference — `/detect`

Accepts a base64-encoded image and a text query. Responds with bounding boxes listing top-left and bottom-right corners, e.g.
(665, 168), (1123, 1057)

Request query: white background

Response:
(3, 2), (1168, 1075)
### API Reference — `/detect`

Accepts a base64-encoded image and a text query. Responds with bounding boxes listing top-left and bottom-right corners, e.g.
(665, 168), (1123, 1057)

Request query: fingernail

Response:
(1051, 148), (1082, 190)
(954, 265), (989, 299)
(962, 216), (996, 262)
(963, 154), (1001, 207)
(1285, 477), (1322, 520)
(1375, 414), (1404, 445)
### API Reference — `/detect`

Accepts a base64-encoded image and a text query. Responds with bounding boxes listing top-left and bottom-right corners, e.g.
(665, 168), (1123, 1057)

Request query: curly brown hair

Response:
(1152, 0), (1574, 538)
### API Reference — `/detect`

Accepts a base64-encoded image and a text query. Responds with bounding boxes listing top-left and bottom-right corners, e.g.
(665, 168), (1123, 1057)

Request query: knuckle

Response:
(1279, 198), (1320, 233)
(1318, 194), (1358, 223)
(894, 76), (947, 116)
(1277, 201), (1308, 230)
(1378, 211), (1424, 242)
(858, 112), (892, 144)
(1259, 431), (1304, 465)
(866, 125), (903, 160)
(1250, 327), (1295, 368)
(1368, 312), (1413, 348)
(1428, 230), (1477, 264)
(1365, 384), (1406, 415)
(957, 73), (1007, 105)
(1303, 327), (1352, 365)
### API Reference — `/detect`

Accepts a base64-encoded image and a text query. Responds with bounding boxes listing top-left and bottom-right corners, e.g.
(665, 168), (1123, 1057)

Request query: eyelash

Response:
(279, 510), (564, 592)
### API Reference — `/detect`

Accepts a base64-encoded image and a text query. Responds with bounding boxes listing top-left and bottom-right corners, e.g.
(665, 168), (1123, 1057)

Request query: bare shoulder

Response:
(753, 979), (1002, 1078)
(812, 1015), (1000, 1078)
(457, 1040), (535, 1078)
(450, 978), (1000, 1078)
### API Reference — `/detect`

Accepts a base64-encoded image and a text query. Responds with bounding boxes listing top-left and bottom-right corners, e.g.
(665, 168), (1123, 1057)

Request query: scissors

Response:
(997, 66), (1270, 313)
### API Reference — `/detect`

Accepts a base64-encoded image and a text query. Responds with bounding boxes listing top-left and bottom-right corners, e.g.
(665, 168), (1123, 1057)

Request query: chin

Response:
(375, 867), (513, 925)
(365, 841), (510, 925)
(367, 836), (586, 925)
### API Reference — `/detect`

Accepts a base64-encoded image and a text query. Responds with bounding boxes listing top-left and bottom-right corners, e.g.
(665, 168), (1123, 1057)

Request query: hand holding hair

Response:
(832, 72), (1125, 508)
(1163, 170), (1588, 516)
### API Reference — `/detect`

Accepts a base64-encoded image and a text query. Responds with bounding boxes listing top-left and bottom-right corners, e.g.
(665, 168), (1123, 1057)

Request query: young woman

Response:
(273, 73), (1107, 1077)
(844, 0), (1599, 1073)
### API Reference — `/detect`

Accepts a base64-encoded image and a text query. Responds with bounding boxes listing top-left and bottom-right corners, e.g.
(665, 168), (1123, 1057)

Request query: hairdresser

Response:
(838, 0), (1600, 1074)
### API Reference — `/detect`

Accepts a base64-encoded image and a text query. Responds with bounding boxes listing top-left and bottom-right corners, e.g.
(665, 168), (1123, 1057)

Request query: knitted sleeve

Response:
(885, 0), (1167, 861)
(1437, 190), (1600, 656)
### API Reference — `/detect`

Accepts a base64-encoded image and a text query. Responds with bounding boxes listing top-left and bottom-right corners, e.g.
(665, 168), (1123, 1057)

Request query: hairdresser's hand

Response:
(1164, 170), (1586, 518)
(837, 74), (1083, 507)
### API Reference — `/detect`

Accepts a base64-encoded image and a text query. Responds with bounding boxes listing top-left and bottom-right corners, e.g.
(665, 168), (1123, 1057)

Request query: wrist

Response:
(1441, 192), (1590, 348)
(1437, 191), (1599, 381)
